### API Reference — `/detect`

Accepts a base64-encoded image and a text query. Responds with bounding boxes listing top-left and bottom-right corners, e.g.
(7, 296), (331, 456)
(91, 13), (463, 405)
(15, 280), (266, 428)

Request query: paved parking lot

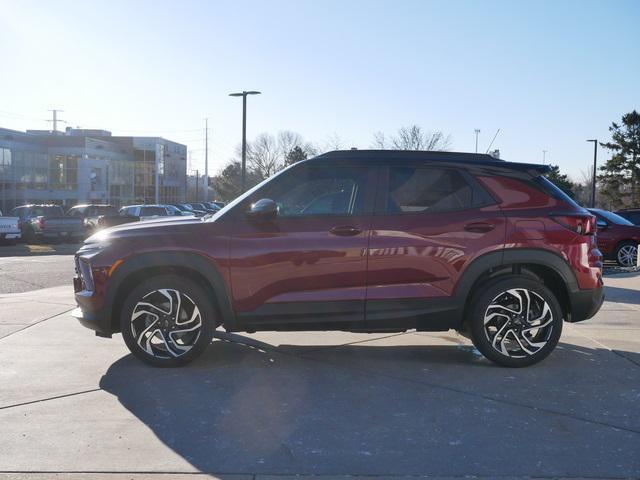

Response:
(0, 259), (638, 479)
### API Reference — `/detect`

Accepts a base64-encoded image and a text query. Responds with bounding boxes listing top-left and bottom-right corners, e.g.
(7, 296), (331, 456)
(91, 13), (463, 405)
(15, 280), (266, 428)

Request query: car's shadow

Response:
(99, 332), (640, 477)
(603, 285), (640, 305)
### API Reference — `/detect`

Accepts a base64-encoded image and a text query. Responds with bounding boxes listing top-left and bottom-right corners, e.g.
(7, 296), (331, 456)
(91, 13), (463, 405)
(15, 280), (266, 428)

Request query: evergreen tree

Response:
(285, 145), (308, 166)
(598, 110), (640, 208)
(545, 165), (577, 198)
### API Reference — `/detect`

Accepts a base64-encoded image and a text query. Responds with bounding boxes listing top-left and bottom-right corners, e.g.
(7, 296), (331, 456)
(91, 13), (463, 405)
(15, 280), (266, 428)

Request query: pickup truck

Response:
(0, 209), (21, 244)
(10, 205), (85, 243)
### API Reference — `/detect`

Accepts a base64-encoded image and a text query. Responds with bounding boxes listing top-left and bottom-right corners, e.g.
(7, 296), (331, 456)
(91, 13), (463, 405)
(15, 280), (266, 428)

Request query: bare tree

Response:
(247, 133), (281, 180)
(389, 125), (452, 151)
(277, 130), (317, 162)
(372, 131), (387, 149)
(318, 132), (345, 153)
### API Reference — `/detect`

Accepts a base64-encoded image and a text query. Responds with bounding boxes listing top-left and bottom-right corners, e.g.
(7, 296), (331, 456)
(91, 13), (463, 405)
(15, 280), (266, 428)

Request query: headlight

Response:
(77, 257), (95, 292)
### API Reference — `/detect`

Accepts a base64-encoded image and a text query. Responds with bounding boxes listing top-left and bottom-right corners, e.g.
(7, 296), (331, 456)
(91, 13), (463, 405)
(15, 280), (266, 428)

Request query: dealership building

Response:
(0, 126), (187, 212)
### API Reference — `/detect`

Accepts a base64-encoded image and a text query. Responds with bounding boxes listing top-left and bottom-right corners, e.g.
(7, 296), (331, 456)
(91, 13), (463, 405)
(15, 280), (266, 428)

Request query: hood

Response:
(85, 216), (209, 244)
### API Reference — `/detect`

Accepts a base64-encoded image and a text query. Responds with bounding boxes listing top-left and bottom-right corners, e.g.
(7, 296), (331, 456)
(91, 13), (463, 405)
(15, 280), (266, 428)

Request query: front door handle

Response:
(329, 225), (362, 236)
(464, 222), (495, 233)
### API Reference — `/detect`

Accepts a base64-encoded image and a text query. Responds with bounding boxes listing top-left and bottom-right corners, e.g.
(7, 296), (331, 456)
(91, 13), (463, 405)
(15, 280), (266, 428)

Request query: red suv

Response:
(588, 208), (639, 267)
(73, 150), (604, 368)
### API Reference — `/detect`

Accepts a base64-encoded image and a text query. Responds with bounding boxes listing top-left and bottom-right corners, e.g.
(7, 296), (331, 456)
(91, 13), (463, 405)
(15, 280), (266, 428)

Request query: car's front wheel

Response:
(615, 241), (638, 268)
(120, 275), (216, 367)
(468, 275), (563, 367)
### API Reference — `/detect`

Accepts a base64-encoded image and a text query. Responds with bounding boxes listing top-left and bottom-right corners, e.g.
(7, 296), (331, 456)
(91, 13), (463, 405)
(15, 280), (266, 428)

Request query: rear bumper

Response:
(567, 286), (604, 323)
(43, 231), (85, 240)
(0, 232), (21, 240)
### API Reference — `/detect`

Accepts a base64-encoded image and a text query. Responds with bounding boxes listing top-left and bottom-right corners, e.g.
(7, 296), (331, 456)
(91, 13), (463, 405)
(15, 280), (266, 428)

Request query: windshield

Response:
(591, 209), (635, 226)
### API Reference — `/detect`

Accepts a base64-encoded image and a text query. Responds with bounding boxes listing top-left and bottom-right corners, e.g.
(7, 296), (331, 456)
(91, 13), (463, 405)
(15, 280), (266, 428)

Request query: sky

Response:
(0, 0), (638, 180)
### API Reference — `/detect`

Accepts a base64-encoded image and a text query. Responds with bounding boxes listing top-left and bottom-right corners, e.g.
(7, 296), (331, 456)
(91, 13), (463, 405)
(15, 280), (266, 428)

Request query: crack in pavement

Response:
(0, 388), (103, 411)
(0, 309), (74, 340)
(567, 326), (640, 368)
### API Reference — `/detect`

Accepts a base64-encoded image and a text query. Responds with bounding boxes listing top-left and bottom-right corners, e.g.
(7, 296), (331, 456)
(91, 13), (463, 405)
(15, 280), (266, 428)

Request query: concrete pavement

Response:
(0, 273), (638, 479)
(0, 255), (76, 294)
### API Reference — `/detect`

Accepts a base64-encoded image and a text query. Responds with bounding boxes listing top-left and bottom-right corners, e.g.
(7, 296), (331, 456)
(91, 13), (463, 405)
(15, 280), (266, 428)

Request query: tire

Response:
(468, 275), (563, 367)
(120, 275), (217, 367)
(615, 241), (638, 268)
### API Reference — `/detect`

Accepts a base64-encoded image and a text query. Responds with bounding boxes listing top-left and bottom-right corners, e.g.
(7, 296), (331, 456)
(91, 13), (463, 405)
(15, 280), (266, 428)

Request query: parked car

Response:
(170, 203), (207, 217)
(0, 209), (21, 244)
(211, 201), (225, 209)
(118, 204), (180, 221)
(11, 204), (85, 243)
(201, 201), (222, 212)
(164, 204), (194, 217)
(588, 208), (639, 267)
(615, 208), (640, 226)
(73, 150), (604, 368)
(187, 202), (219, 214)
(66, 204), (121, 234)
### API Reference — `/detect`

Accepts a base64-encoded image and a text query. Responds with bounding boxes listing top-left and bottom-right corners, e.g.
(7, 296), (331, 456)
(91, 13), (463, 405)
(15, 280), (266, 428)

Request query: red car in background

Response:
(588, 208), (640, 267)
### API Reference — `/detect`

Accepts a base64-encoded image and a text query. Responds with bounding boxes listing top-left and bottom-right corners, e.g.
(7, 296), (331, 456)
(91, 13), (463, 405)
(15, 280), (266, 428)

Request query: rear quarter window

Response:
(535, 176), (581, 208)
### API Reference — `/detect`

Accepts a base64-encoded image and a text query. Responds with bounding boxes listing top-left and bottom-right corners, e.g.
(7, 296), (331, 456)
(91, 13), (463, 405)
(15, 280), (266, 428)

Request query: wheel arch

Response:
(107, 251), (235, 333)
(456, 248), (579, 328)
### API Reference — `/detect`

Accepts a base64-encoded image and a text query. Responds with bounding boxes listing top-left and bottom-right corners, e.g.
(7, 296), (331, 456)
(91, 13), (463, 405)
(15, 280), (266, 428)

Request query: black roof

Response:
(310, 150), (550, 175)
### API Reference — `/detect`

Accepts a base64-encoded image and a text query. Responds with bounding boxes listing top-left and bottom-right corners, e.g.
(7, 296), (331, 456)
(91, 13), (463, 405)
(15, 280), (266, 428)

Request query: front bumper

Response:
(72, 287), (113, 337)
(567, 285), (605, 323)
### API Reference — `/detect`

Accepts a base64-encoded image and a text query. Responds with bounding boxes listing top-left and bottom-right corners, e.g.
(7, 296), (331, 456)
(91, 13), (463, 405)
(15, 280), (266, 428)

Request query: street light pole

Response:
(474, 129), (480, 154)
(229, 90), (261, 193)
(587, 139), (598, 208)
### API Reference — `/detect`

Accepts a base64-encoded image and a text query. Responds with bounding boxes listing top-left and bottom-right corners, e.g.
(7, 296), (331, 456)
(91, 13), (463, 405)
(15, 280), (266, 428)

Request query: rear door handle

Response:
(329, 225), (362, 236)
(464, 222), (495, 233)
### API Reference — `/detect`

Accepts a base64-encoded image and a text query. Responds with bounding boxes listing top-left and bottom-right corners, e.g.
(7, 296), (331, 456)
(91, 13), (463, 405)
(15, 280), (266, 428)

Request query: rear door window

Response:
(381, 167), (476, 214)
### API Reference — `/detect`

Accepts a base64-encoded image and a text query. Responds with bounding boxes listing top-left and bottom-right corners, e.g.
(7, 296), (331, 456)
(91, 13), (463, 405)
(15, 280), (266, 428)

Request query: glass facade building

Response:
(0, 127), (187, 211)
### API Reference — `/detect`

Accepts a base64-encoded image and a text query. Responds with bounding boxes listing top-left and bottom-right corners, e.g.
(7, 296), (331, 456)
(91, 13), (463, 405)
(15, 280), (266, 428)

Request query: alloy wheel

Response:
(617, 244), (638, 268)
(483, 288), (554, 359)
(131, 289), (202, 359)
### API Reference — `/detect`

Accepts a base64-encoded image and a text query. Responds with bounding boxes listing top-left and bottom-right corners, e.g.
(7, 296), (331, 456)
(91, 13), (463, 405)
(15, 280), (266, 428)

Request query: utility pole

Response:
(47, 109), (65, 134)
(542, 150), (547, 165)
(204, 118), (209, 201)
(229, 90), (261, 192)
(155, 143), (161, 204)
(474, 129), (480, 153)
(587, 139), (598, 208)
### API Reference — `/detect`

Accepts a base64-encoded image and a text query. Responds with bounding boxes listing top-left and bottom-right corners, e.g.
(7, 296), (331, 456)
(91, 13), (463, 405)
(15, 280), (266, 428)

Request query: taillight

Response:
(549, 213), (595, 235)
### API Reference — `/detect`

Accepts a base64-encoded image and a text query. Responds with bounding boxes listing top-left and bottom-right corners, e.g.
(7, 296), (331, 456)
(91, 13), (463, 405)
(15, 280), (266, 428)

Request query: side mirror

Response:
(247, 198), (278, 219)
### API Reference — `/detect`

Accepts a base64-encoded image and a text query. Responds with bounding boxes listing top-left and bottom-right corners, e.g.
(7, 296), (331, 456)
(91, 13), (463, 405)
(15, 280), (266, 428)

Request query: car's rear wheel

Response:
(120, 275), (216, 367)
(615, 241), (638, 268)
(468, 275), (563, 367)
